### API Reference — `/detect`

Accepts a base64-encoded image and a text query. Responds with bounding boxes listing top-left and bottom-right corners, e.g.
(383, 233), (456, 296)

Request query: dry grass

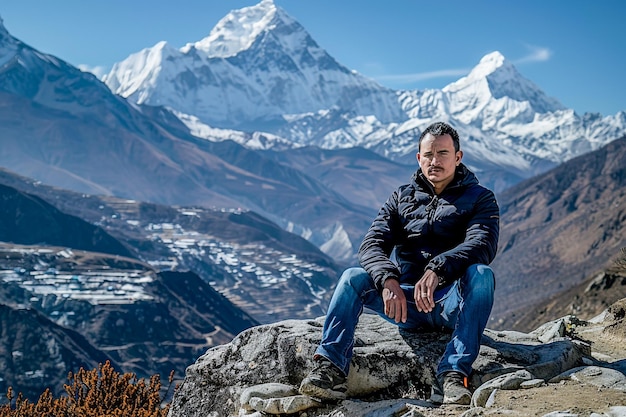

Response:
(0, 361), (173, 417)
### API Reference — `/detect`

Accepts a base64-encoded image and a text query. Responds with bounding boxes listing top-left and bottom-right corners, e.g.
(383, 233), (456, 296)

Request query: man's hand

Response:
(382, 278), (407, 323)
(415, 269), (439, 313)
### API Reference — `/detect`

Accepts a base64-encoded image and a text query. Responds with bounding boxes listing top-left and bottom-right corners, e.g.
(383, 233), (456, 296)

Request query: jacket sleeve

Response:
(426, 188), (500, 285)
(358, 188), (402, 291)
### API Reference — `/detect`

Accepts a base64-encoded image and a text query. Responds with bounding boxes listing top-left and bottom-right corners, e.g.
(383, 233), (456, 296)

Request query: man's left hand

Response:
(415, 270), (438, 313)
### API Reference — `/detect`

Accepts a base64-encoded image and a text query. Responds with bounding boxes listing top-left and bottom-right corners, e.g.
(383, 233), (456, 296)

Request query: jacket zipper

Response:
(426, 195), (439, 224)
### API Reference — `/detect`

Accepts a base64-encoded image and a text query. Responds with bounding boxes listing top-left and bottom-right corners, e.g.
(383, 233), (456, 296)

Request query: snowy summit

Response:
(100, 0), (626, 192)
(187, 0), (283, 58)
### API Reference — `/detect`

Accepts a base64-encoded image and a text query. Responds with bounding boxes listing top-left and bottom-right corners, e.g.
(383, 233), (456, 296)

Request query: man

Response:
(299, 121), (499, 405)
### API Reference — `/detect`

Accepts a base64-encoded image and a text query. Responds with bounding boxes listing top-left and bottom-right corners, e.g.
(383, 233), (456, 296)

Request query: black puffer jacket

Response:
(358, 164), (499, 291)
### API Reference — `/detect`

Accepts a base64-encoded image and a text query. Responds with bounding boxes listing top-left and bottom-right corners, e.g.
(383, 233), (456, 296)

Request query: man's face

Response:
(416, 133), (462, 193)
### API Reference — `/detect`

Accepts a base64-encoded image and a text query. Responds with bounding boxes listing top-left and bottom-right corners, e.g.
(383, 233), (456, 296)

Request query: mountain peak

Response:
(189, 0), (290, 58)
(444, 50), (565, 114)
(475, 51), (507, 74)
(0, 14), (14, 45)
(444, 50), (510, 91)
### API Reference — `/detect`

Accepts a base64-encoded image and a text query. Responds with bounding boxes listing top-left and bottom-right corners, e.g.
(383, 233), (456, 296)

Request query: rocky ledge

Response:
(167, 299), (626, 417)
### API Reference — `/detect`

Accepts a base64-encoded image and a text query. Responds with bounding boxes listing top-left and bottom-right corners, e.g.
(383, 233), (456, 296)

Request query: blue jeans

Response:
(315, 264), (495, 377)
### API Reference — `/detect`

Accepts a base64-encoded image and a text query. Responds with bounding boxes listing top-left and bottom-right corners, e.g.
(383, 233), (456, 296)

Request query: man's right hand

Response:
(382, 278), (407, 323)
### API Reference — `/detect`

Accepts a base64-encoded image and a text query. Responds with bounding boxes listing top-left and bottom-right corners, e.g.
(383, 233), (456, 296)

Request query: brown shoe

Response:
(299, 357), (347, 401)
(430, 371), (471, 405)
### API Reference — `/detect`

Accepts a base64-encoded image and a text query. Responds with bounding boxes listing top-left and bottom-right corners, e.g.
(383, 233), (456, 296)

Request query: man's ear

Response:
(416, 151), (421, 164)
(456, 150), (463, 166)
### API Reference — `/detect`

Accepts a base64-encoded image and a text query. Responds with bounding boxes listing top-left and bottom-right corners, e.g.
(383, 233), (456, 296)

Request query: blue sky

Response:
(1, 0), (625, 116)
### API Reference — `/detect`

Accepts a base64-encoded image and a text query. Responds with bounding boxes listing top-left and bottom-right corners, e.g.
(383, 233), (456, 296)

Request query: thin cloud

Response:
(374, 68), (469, 84)
(513, 45), (552, 64)
(372, 45), (551, 86)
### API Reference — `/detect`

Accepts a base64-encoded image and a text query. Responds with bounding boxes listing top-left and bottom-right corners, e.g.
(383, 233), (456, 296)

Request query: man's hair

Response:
(419, 121), (460, 152)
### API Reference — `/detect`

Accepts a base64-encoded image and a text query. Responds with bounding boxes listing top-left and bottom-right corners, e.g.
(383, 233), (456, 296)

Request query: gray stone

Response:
(471, 370), (534, 407)
(474, 326), (583, 387)
(521, 378), (546, 389)
(550, 365), (626, 391)
(531, 318), (567, 343)
(331, 399), (433, 417)
(249, 394), (322, 414)
(168, 314), (586, 417)
(594, 406), (626, 417)
(240, 383), (299, 411)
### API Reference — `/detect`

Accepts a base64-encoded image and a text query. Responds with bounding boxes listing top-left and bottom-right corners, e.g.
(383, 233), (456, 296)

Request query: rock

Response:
(249, 394), (322, 414)
(591, 406), (626, 417)
(550, 366), (626, 391)
(168, 313), (587, 417)
(330, 399), (433, 417)
(239, 383), (323, 414)
(471, 369), (534, 407)
(240, 383), (299, 411)
(521, 378), (546, 389)
(531, 318), (567, 343)
(472, 325), (583, 387)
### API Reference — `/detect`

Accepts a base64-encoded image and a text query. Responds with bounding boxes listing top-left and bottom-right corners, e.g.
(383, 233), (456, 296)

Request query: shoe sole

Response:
(443, 392), (471, 405)
(299, 382), (347, 401)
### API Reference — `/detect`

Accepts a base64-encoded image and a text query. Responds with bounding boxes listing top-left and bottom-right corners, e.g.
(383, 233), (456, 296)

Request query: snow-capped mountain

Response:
(103, 1), (626, 192)
(103, 0), (404, 129)
(2, 1), (625, 263)
(0, 12), (392, 264)
(444, 51), (566, 118)
(0, 16), (117, 116)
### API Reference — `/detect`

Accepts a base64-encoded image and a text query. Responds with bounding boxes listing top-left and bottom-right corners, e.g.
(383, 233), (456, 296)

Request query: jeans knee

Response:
(464, 264), (495, 294)
(338, 267), (375, 293)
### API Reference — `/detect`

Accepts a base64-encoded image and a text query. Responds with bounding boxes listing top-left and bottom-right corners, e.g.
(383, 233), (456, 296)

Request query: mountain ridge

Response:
(103, 0), (404, 129)
(1, 2), (625, 264)
(490, 135), (626, 327)
(0, 166), (342, 323)
(0, 26), (385, 262)
(0, 302), (115, 400)
(443, 51), (566, 115)
(0, 183), (133, 258)
(102, 1), (625, 195)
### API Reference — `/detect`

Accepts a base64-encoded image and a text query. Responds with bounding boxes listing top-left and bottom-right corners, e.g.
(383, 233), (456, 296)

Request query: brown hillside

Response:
(490, 136), (626, 330)
(499, 247), (626, 332)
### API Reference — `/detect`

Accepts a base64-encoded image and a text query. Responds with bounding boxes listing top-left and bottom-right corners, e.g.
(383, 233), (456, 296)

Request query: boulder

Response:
(167, 313), (586, 417)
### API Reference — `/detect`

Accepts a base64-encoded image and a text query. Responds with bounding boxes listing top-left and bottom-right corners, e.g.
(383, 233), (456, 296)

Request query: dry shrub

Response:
(0, 361), (173, 417)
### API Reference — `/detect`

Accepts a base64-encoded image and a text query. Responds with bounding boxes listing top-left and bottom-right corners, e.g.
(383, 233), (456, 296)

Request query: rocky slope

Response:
(0, 169), (342, 400)
(0, 243), (259, 399)
(167, 298), (626, 417)
(490, 135), (626, 328)
(0, 303), (113, 400)
(0, 168), (342, 323)
(0, 183), (132, 257)
(498, 248), (626, 333)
